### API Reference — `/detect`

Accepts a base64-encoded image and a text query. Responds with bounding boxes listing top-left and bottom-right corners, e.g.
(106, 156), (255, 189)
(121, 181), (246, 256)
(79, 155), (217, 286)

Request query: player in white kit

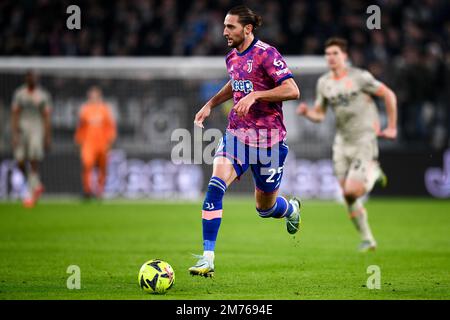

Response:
(11, 71), (52, 208)
(297, 38), (398, 251)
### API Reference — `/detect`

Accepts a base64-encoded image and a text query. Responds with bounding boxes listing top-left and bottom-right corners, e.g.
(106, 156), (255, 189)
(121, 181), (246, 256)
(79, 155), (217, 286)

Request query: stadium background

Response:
(0, 0), (449, 200)
(0, 0), (449, 302)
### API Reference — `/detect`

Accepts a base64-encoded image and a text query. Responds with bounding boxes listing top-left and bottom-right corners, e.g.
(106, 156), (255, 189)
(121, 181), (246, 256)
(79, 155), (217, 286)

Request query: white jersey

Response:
(315, 67), (383, 144)
(12, 85), (51, 133)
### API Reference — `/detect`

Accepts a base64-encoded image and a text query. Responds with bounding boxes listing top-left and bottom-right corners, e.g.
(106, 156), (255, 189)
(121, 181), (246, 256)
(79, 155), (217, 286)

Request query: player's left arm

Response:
(360, 70), (397, 140)
(373, 83), (397, 140)
(42, 94), (52, 151)
(233, 48), (300, 117)
(105, 105), (117, 148)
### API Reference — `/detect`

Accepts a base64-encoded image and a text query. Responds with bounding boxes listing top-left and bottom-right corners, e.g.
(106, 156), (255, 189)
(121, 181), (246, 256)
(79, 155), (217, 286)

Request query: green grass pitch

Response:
(0, 197), (449, 300)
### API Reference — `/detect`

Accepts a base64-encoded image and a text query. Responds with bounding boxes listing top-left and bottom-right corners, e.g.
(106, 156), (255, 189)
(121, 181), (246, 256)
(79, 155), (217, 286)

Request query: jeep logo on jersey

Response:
(273, 58), (284, 68)
(232, 79), (254, 94)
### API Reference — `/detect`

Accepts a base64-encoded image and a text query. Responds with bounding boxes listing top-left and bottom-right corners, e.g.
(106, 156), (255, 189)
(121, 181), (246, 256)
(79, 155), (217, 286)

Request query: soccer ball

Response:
(138, 259), (175, 294)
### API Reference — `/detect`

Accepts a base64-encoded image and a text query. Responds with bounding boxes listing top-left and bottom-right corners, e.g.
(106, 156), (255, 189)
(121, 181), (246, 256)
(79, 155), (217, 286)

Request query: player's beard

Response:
(227, 31), (245, 48)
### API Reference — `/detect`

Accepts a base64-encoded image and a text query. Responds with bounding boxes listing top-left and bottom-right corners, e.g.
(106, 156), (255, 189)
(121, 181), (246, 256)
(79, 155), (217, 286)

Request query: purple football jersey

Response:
(226, 38), (293, 147)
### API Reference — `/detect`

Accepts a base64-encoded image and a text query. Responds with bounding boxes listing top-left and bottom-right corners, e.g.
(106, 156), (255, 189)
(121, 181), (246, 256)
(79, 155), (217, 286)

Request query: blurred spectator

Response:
(0, 0), (448, 148)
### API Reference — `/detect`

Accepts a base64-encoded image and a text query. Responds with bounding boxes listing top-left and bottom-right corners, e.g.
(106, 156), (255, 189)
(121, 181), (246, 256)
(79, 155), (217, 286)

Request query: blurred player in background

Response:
(11, 70), (52, 208)
(74, 86), (116, 199)
(296, 37), (398, 252)
(190, 5), (301, 277)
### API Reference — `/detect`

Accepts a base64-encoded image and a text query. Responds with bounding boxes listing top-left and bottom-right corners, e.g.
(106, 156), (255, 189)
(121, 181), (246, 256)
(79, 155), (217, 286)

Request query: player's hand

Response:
(378, 127), (397, 140)
(233, 92), (256, 118)
(296, 103), (308, 116)
(194, 105), (211, 128)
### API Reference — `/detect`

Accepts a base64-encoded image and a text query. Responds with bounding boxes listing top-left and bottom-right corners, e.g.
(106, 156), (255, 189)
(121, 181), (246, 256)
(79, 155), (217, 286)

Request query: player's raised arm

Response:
(194, 80), (232, 128)
(373, 83), (398, 140)
(296, 76), (327, 123)
(296, 102), (326, 123)
(252, 77), (300, 102)
(233, 78), (300, 118)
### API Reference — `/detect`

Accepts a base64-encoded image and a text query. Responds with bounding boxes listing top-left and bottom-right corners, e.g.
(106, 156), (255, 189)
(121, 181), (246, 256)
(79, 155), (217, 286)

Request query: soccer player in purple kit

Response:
(189, 5), (301, 277)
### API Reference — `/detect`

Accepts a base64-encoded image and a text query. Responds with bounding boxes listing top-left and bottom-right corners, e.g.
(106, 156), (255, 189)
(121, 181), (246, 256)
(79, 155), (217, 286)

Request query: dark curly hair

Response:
(227, 5), (262, 32)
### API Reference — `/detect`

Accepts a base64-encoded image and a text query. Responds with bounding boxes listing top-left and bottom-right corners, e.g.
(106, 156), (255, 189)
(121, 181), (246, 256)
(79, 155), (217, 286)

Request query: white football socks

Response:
(203, 251), (215, 261)
(348, 199), (375, 242)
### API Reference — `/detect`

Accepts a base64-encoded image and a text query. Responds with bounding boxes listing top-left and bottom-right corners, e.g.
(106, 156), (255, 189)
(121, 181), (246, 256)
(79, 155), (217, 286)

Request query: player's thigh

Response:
(212, 156), (238, 187)
(332, 143), (349, 183)
(28, 132), (44, 161)
(345, 159), (372, 198)
(13, 136), (26, 163)
(345, 141), (378, 196)
(81, 146), (95, 169)
(251, 140), (288, 198)
(213, 132), (249, 186)
(97, 149), (108, 171)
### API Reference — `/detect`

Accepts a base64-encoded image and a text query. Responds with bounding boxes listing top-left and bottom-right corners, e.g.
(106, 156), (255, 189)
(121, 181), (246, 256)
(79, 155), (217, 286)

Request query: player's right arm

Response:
(11, 91), (21, 149)
(194, 80), (232, 128)
(296, 78), (327, 123)
(296, 102), (326, 123)
(74, 106), (86, 146)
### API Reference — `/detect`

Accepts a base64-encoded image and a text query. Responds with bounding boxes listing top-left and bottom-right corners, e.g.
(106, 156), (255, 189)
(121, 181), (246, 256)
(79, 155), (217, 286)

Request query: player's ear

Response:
(340, 49), (347, 60)
(244, 24), (252, 35)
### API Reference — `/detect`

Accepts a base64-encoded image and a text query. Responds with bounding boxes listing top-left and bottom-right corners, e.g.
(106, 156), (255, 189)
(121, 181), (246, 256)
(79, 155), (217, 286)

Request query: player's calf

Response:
(202, 176), (226, 252)
(256, 195), (290, 218)
(347, 199), (377, 250)
(190, 176), (227, 277)
(256, 195), (301, 234)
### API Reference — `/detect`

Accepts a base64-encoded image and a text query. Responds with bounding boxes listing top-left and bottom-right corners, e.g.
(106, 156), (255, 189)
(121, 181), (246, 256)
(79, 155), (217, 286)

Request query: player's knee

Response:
(29, 160), (40, 171)
(83, 164), (94, 172)
(343, 188), (362, 202)
(344, 192), (356, 204)
(17, 161), (26, 172)
(98, 166), (107, 175)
